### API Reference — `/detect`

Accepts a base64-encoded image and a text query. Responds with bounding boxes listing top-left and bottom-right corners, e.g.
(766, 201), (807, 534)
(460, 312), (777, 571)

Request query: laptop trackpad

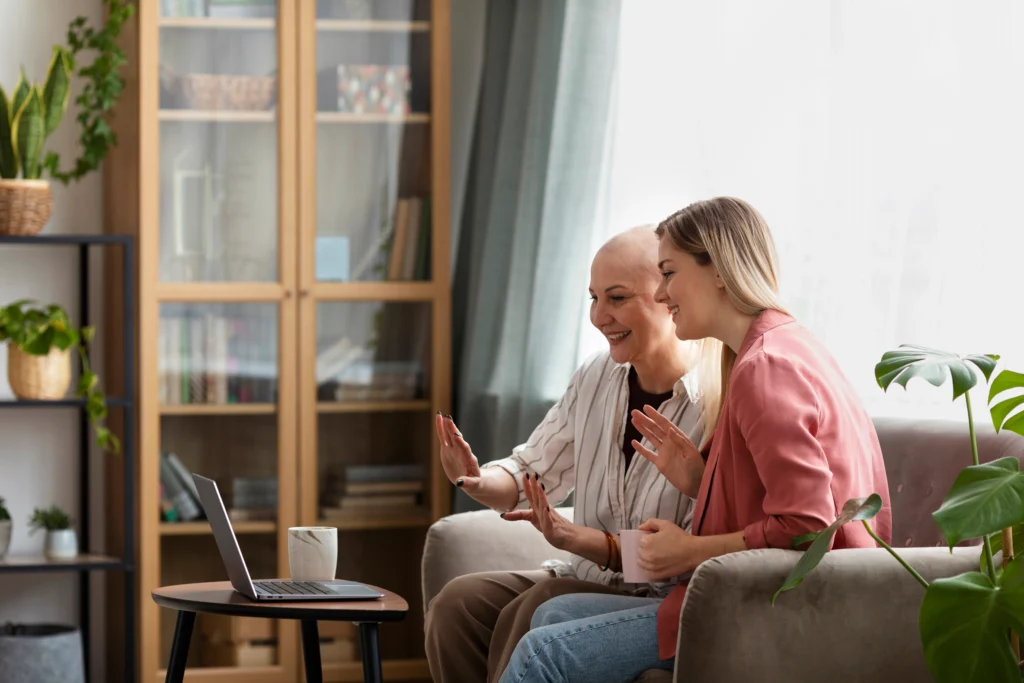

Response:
(319, 581), (384, 599)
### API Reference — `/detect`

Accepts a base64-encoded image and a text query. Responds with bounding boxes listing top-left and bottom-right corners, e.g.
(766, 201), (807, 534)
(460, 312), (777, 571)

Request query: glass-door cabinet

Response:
(297, 1), (449, 680)
(119, 0), (451, 681)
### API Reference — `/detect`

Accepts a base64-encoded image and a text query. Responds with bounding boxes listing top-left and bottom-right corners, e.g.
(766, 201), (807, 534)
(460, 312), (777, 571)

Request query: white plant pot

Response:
(0, 521), (10, 560)
(45, 530), (78, 559)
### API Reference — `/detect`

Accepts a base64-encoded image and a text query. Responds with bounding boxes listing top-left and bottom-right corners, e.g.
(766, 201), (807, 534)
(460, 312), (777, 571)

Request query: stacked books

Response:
(159, 453), (203, 522)
(321, 464), (426, 521)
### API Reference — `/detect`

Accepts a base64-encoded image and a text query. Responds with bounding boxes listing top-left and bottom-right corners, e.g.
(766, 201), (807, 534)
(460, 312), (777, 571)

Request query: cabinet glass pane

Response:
(314, 1), (433, 283)
(159, 302), (278, 406)
(315, 300), (431, 664)
(157, 301), (281, 669)
(158, 3), (279, 282)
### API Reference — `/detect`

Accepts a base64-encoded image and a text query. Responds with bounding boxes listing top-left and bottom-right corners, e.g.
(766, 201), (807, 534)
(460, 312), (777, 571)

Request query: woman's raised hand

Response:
(501, 473), (578, 552)
(630, 404), (705, 498)
(435, 413), (483, 492)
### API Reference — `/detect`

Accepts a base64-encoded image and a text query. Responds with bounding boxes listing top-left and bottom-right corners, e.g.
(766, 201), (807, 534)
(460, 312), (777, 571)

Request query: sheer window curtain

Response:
(449, 0), (623, 512)
(584, 0), (1024, 422)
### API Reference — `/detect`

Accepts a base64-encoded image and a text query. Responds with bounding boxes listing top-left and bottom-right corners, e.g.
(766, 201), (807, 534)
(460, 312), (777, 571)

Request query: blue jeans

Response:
(497, 593), (674, 683)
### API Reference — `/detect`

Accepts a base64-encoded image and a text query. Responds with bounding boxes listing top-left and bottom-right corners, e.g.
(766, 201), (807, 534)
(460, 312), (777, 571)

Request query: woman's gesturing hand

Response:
(501, 473), (578, 552)
(435, 413), (482, 492)
(630, 404), (705, 498)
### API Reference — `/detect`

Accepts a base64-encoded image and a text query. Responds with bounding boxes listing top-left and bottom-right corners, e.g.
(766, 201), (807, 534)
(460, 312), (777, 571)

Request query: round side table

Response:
(152, 581), (408, 683)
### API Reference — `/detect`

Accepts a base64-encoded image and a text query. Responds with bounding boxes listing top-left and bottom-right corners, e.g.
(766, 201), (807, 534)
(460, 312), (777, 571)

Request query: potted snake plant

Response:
(0, 0), (133, 236)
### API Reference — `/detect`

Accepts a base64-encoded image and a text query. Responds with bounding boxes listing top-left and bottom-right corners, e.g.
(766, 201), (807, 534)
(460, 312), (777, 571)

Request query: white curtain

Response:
(576, 0), (1024, 422)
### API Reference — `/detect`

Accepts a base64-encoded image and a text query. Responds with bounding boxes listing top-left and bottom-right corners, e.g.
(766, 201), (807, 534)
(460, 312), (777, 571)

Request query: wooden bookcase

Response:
(103, 1), (451, 681)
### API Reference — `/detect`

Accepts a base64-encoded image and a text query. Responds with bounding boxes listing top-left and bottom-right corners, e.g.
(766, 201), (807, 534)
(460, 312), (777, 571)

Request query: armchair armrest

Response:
(421, 508), (575, 613)
(675, 546), (983, 683)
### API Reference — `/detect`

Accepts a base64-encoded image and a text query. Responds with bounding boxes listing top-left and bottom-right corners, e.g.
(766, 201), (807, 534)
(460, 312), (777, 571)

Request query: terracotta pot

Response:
(0, 179), (52, 236)
(7, 343), (71, 400)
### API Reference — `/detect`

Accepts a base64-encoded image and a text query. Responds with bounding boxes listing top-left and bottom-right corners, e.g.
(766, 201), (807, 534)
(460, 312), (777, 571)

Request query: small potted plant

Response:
(29, 505), (76, 560)
(0, 299), (118, 453)
(0, 0), (133, 236)
(0, 497), (11, 560)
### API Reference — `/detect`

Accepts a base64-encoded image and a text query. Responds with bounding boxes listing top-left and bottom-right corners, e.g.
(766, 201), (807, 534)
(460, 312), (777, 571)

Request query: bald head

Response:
(593, 225), (661, 282)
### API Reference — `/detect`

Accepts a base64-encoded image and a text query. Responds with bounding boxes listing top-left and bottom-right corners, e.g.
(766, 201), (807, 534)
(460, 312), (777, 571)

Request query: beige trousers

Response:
(424, 570), (629, 683)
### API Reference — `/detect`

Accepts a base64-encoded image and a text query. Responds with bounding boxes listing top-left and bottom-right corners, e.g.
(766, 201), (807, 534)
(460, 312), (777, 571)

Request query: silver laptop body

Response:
(191, 473), (384, 601)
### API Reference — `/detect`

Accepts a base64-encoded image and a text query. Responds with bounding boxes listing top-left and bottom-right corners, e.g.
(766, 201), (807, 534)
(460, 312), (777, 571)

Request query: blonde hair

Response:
(655, 197), (786, 441)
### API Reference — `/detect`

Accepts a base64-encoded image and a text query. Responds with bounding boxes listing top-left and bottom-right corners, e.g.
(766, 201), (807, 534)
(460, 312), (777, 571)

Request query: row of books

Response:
(159, 452), (277, 523)
(159, 310), (278, 405)
(320, 463), (427, 519)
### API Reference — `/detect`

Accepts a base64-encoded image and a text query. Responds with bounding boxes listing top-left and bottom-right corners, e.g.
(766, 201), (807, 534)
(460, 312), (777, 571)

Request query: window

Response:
(582, 0), (1024, 420)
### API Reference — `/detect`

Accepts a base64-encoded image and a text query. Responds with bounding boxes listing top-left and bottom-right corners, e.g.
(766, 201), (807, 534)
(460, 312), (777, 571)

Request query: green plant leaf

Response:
(989, 369), (1024, 438)
(41, 47), (72, 139)
(12, 87), (44, 179)
(982, 523), (1024, 578)
(0, 86), (15, 179)
(875, 345), (999, 400)
(23, 326), (56, 355)
(933, 457), (1024, 549)
(919, 557), (1024, 683)
(772, 494), (884, 604)
(11, 68), (30, 125)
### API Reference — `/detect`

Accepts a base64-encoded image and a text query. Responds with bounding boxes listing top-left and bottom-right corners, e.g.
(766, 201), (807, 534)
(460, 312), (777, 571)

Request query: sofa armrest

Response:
(421, 507), (574, 613)
(675, 546), (983, 683)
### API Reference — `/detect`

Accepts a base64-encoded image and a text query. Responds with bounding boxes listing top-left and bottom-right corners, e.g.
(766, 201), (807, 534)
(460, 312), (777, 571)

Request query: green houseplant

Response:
(0, 0), (134, 236)
(774, 345), (1024, 682)
(29, 504), (76, 559)
(0, 497), (11, 560)
(0, 299), (119, 453)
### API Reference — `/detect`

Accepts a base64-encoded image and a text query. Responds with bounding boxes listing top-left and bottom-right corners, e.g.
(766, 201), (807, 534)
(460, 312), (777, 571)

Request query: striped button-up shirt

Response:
(482, 351), (704, 594)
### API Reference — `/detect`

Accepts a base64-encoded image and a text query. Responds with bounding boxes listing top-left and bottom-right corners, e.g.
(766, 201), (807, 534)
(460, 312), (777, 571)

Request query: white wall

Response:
(0, 1), (108, 681)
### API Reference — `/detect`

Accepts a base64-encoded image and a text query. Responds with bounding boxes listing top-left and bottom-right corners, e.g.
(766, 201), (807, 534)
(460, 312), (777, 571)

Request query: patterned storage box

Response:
(336, 65), (411, 115)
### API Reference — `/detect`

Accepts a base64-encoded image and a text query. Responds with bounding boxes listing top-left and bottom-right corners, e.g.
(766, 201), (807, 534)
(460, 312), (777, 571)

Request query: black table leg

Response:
(164, 611), (195, 683)
(300, 620), (324, 683)
(358, 622), (382, 683)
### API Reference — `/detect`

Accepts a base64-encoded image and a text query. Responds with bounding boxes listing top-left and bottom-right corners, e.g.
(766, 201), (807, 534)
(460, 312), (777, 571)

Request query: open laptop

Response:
(192, 473), (384, 602)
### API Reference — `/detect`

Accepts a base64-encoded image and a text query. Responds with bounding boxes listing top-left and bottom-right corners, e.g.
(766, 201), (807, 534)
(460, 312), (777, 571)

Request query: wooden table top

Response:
(152, 581), (408, 622)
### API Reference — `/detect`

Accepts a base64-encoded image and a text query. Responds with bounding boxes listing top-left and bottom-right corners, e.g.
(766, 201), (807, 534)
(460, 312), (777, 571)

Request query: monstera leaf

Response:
(933, 457), (1024, 549)
(875, 345), (999, 399)
(990, 369), (1024, 438)
(772, 494), (884, 605)
(919, 556), (1024, 683)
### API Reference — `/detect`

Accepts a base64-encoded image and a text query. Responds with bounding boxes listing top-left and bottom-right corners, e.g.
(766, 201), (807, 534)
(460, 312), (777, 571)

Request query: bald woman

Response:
(425, 226), (707, 683)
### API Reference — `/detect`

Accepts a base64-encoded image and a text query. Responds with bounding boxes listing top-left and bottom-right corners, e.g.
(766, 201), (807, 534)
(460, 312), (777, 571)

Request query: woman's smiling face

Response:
(654, 237), (723, 342)
(588, 234), (677, 366)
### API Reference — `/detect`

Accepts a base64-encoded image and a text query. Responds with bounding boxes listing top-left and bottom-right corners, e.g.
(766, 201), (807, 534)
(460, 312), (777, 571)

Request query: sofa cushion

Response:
(873, 416), (1024, 548)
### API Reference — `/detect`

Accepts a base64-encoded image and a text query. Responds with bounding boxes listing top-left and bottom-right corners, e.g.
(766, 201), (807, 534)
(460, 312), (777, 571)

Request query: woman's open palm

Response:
(630, 405), (705, 498)
(435, 413), (482, 492)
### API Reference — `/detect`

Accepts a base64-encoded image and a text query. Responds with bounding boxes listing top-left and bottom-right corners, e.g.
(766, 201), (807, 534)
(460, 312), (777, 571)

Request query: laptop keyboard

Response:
(254, 581), (333, 596)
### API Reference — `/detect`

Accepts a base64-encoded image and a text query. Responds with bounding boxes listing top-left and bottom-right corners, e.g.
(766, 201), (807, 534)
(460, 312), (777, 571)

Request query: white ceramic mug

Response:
(619, 529), (653, 583)
(287, 526), (338, 581)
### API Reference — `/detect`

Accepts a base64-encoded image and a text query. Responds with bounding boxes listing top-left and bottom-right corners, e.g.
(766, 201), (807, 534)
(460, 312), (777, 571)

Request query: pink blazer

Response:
(656, 309), (893, 660)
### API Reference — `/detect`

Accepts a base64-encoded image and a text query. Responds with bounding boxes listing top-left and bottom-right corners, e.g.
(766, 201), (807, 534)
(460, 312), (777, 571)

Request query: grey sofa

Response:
(421, 417), (1024, 682)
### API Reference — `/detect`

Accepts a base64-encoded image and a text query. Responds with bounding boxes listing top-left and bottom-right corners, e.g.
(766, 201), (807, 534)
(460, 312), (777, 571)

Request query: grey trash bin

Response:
(0, 623), (85, 683)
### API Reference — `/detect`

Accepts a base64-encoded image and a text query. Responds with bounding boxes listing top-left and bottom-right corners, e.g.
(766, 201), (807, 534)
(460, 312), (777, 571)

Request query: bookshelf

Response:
(104, 1), (450, 681)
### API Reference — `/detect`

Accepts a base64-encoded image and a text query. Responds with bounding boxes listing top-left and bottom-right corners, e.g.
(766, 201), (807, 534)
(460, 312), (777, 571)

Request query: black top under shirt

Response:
(623, 366), (675, 472)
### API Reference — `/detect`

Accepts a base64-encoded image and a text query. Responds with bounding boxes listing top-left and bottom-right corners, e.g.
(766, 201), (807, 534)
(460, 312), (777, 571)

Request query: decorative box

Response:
(336, 65), (411, 115)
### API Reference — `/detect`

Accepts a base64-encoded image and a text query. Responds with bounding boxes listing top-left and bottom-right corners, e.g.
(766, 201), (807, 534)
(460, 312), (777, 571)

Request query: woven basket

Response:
(179, 73), (276, 111)
(7, 343), (71, 400)
(0, 180), (52, 236)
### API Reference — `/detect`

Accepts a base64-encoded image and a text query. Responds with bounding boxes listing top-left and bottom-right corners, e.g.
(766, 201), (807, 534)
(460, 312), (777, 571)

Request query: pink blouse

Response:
(656, 309), (893, 660)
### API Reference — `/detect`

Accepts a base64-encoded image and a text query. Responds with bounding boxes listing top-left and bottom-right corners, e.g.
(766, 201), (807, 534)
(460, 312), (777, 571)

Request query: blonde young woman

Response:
(424, 226), (707, 683)
(498, 197), (892, 683)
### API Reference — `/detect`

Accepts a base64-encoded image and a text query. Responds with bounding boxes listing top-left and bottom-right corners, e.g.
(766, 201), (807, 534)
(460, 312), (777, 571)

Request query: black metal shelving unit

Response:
(0, 234), (135, 683)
